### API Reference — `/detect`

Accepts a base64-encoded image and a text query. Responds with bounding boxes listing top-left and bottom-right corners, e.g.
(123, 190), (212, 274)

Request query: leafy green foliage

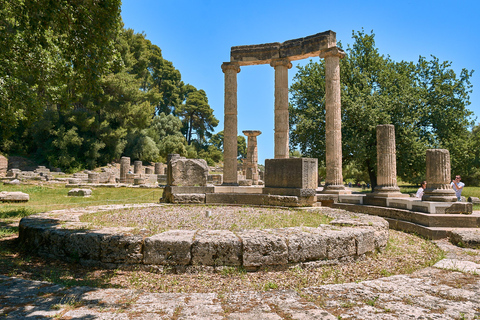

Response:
(290, 30), (475, 187)
(177, 85), (219, 145)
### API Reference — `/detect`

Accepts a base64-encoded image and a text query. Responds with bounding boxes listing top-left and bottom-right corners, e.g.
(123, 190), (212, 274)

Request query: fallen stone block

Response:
(449, 230), (480, 249)
(144, 230), (195, 266)
(191, 230), (242, 266)
(68, 189), (92, 197)
(468, 196), (480, 204)
(0, 191), (29, 202)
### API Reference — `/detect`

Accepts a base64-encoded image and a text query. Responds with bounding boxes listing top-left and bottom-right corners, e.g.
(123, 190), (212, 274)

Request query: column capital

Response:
(319, 47), (346, 59)
(242, 130), (262, 137)
(270, 58), (292, 69)
(221, 62), (241, 73)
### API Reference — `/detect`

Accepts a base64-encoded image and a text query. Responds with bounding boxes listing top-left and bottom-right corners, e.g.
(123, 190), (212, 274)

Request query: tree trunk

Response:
(366, 158), (377, 191)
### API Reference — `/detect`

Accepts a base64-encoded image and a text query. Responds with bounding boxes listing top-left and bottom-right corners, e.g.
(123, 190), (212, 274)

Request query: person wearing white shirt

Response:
(451, 175), (465, 201)
(415, 181), (426, 199)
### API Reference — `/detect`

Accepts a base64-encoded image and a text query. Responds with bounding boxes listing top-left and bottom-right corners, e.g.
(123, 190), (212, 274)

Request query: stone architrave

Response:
(319, 47), (350, 195)
(422, 149), (457, 202)
(0, 155), (8, 177)
(221, 62), (241, 185)
(119, 157), (130, 183)
(270, 58), (292, 159)
(242, 130), (261, 185)
(133, 161), (143, 174)
(370, 125), (408, 198)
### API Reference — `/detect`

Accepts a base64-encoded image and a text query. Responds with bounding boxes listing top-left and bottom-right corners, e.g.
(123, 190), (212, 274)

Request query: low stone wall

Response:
(18, 204), (388, 271)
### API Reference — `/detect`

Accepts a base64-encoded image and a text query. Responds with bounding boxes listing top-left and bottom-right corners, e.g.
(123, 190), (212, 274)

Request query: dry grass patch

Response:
(79, 205), (332, 234)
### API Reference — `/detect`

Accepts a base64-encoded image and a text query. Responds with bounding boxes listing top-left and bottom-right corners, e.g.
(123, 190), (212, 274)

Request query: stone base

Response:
(206, 193), (316, 207)
(321, 185), (352, 195)
(422, 188), (457, 202)
(263, 187), (316, 197)
(162, 186), (215, 203)
(364, 192), (409, 206)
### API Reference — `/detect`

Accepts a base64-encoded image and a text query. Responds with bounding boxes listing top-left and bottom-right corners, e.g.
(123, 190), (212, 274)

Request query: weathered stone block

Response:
(169, 193), (206, 204)
(191, 230), (242, 266)
(68, 189), (92, 197)
(0, 191), (29, 202)
(143, 230), (195, 266)
(65, 231), (102, 261)
(167, 155), (208, 186)
(264, 158), (317, 189)
(449, 230), (480, 249)
(0, 154), (7, 177)
(468, 196), (480, 204)
(273, 227), (328, 263)
(324, 230), (356, 259)
(100, 234), (143, 264)
(238, 179), (252, 186)
(444, 202), (473, 214)
(237, 230), (288, 269)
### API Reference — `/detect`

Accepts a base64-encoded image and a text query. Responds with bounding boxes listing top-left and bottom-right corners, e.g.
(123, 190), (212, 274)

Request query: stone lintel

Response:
(230, 31), (336, 66)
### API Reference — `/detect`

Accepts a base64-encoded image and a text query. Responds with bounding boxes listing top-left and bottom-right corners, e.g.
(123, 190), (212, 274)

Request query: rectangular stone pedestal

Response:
(264, 158), (317, 189)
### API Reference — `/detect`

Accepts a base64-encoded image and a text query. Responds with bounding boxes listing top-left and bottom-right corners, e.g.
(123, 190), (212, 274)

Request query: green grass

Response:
(0, 183), (163, 217)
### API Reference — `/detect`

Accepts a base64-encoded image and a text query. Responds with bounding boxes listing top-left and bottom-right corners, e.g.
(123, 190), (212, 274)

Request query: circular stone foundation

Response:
(18, 204), (389, 272)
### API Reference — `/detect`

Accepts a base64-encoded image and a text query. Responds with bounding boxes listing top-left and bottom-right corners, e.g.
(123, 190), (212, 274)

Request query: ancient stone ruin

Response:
(222, 31), (349, 195)
(0, 155), (7, 177)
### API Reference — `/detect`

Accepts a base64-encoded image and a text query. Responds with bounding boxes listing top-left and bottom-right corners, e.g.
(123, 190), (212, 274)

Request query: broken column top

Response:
(242, 130), (262, 137)
(230, 31), (337, 66)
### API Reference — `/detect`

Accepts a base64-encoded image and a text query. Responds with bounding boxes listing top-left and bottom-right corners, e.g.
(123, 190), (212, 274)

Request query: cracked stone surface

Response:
(1, 239), (479, 319)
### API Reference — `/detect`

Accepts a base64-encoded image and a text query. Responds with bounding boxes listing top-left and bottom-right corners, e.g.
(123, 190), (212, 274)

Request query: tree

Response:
(146, 113), (188, 161)
(0, 0), (122, 154)
(290, 30), (475, 188)
(177, 86), (219, 145)
(209, 131), (247, 159)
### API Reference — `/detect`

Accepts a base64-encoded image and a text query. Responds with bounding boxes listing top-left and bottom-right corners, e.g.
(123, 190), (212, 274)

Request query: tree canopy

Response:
(289, 30), (476, 187)
(0, 0), (223, 172)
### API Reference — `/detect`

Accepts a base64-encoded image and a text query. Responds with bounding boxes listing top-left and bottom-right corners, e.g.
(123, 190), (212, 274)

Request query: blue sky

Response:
(121, 0), (480, 165)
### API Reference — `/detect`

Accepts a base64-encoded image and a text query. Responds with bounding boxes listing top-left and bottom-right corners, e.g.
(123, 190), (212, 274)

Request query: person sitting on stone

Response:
(451, 175), (465, 201)
(415, 181), (427, 198)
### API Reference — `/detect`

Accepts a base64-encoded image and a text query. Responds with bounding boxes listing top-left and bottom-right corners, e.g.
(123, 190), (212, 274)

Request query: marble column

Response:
(319, 47), (350, 194)
(242, 130), (262, 185)
(422, 149), (457, 202)
(119, 156), (130, 183)
(222, 62), (241, 185)
(270, 58), (292, 159)
(371, 125), (407, 198)
(134, 160), (143, 174)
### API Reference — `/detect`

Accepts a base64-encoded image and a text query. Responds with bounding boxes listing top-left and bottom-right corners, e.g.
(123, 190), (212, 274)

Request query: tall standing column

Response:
(222, 62), (241, 185)
(319, 47), (350, 194)
(422, 149), (457, 202)
(242, 130), (262, 185)
(365, 125), (407, 205)
(270, 58), (292, 159)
